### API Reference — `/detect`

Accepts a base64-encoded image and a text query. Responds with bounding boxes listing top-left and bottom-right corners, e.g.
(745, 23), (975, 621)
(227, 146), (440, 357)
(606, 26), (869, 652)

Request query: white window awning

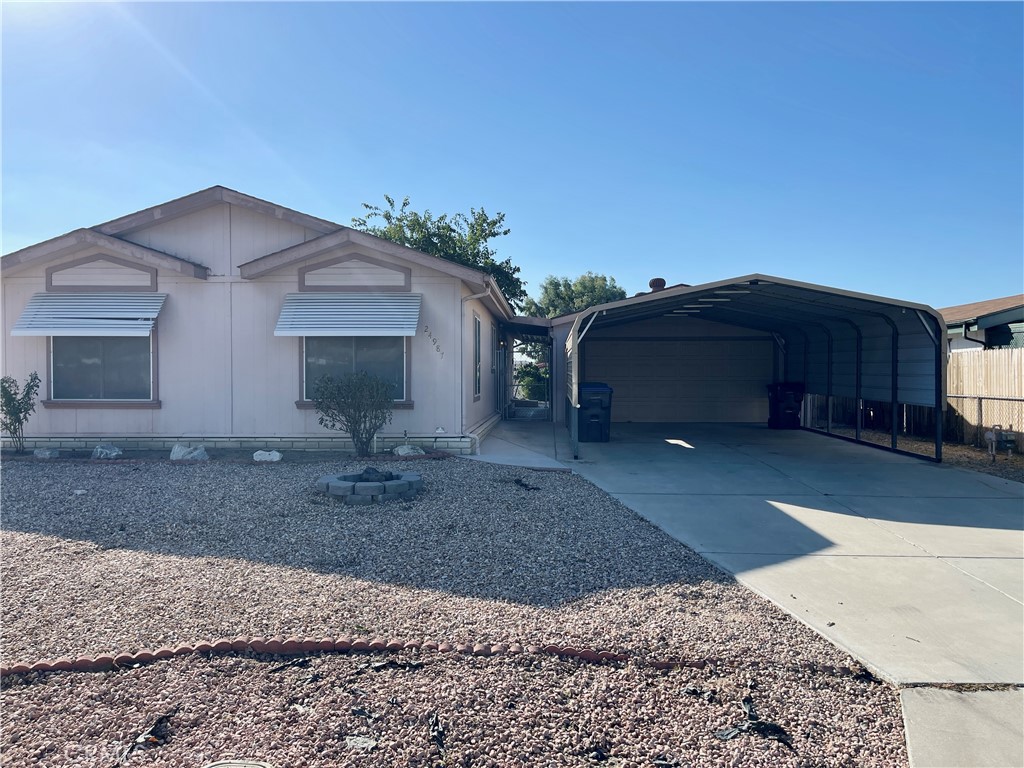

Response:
(274, 293), (423, 337)
(11, 292), (168, 337)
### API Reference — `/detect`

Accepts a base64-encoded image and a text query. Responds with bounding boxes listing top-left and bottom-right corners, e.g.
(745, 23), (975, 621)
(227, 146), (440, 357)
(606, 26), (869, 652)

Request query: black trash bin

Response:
(578, 382), (613, 442)
(767, 383), (804, 429)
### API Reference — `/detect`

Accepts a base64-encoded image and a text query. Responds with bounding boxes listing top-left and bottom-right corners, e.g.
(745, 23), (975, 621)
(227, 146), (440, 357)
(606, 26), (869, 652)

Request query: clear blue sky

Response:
(3, 1), (1021, 309)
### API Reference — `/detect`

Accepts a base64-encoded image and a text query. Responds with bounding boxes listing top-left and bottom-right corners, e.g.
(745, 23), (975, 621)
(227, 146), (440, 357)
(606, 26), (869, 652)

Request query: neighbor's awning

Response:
(11, 292), (168, 337)
(274, 292), (423, 337)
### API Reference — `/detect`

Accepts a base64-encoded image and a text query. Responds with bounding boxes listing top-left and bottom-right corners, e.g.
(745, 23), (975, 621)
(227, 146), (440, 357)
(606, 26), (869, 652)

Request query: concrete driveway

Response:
(476, 421), (1024, 767)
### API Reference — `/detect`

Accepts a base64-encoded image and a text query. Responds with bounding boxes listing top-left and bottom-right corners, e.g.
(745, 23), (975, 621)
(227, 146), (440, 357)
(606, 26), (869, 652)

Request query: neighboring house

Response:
(939, 295), (1024, 351)
(1, 186), (514, 454)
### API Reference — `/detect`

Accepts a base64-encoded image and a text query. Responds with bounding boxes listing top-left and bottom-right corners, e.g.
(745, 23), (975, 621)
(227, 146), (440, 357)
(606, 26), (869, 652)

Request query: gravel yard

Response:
(1, 456), (908, 767)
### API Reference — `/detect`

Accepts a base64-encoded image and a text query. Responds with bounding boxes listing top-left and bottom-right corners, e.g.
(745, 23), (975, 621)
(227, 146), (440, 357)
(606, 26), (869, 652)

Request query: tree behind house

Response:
(523, 272), (627, 318)
(312, 371), (394, 457)
(353, 195), (526, 310)
(1, 371), (41, 453)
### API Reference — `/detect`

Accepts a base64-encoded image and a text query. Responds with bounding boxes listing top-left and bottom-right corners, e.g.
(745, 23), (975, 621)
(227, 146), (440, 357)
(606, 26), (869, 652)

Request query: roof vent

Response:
(649, 277), (667, 292)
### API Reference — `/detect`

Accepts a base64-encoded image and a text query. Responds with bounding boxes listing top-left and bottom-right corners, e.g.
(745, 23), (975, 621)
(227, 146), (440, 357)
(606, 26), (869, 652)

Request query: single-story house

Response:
(939, 295), (1024, 351)
(1, 186), (515, 454)
(2, 187), (950, 461)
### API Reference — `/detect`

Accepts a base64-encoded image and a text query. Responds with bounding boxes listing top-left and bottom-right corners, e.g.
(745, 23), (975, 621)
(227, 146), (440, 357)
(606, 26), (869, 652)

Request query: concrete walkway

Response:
(474, 421), (1024, 768)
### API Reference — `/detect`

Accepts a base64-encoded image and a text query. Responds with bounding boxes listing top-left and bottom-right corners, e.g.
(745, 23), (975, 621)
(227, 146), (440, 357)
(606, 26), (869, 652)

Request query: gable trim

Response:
(2, 229), (209, 280)
(238, 227), (492, 288)
(298, 252), (412, 293)
(46, 254), (158, 292)
(93, 186), (341, 238)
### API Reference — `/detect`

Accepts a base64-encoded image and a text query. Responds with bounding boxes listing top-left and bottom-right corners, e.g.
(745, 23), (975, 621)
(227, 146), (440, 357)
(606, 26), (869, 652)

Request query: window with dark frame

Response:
(473, 314), (482, 397)
(51, 336), (152, 400)
(304, 336), (405, 401)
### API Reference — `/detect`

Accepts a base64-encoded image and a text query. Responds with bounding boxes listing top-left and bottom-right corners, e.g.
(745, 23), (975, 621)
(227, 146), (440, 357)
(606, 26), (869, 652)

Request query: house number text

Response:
(423, 324), (445, 359)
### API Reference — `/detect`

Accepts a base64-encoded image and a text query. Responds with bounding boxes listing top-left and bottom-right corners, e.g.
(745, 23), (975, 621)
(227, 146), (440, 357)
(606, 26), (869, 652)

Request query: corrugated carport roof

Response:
(561, 273), (947, 459)
(559, 274), (942, 335)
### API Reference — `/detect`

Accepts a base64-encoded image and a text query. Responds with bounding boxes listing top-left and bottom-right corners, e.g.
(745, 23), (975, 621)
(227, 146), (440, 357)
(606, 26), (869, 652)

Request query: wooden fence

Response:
(947, 348), (1023, 397)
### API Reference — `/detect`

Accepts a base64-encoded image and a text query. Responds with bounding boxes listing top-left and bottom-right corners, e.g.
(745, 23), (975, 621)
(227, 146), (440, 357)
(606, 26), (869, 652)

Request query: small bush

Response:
(312, 371), (394, 457)
(1, 371), (41, 453)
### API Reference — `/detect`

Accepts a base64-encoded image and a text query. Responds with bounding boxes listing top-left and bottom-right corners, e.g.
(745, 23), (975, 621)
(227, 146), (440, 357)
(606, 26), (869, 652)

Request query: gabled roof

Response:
(93, 185), (341, 237)
(938, 294), (1024, 325)
(3, 185), (516, 317)
(0, 228), (209, 280)
(238, 227), (515, 319)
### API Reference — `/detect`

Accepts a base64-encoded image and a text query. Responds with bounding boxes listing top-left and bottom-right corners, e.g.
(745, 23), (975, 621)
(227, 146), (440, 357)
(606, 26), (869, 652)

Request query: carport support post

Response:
(934, 327), (944, 463)
(826, 333), (833, 434)
(855, 329), (863, 442)
(891, 324), (899, 451)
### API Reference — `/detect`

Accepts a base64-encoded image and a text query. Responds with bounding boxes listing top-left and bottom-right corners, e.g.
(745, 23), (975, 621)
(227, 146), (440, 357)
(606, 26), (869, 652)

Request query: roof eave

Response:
(238, 227), (511, 317)
(94, 186), (342, 237)
(1, 229), (209, 280)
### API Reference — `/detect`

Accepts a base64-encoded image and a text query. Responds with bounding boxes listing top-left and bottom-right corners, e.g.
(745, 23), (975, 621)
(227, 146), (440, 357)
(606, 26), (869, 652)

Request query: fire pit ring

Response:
(316, 466), (423, 506)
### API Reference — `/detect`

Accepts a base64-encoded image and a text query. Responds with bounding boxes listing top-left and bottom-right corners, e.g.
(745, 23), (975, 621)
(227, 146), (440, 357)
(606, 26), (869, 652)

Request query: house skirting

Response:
(3, 434), (476, 455)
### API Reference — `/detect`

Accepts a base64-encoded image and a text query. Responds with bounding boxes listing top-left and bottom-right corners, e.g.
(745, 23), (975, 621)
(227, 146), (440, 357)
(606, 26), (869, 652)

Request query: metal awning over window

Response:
(274, 293), (423, 337)
(11, 292), (167, 337)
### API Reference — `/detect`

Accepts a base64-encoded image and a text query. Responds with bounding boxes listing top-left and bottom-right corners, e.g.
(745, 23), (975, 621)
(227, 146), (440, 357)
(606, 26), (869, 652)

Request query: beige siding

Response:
(228, 205), (315, 269)
(151, 279), (233, 435)
(122, 204), (232, 275)
(304, 259), (406, 288)
(461, 290), (501, 431)
(2, 202), (494, 445)
(50, 259), (152, 288)
(230, 279), (302, 435)
(3, 278), (50, 401)
(407, 278), (460, 435)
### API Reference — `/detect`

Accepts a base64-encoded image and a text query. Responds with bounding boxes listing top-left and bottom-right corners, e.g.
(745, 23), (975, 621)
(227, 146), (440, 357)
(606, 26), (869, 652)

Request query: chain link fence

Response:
(944, 395), (1024, 447)
(803, 394), (1024, 461)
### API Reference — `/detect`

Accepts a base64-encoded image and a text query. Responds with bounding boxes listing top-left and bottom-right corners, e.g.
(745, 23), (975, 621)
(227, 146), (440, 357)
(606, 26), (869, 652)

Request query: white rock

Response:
(345, 735), (378, 750)
(253, 450), (283, 462)
(170, 444), (209, 461)
(393, 444), (426, 456)
(91, 443), (122, 460)
(33, 448), (60, 459)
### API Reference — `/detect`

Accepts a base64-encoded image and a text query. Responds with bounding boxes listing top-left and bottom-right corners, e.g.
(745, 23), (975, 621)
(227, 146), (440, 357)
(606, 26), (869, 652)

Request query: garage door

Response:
(583, 339), (774, 422)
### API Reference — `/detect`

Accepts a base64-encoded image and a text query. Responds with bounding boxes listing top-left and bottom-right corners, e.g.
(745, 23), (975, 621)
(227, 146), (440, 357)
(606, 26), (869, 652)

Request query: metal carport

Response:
(553, 274), (946, 461)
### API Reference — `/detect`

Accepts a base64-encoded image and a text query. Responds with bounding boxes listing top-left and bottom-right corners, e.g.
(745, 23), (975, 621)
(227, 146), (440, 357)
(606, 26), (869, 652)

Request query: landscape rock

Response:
(393, 444), (426, 456)
(253, 450), (283, 462)
(170, 444), (209, 461)
(90, 443), (123, 460)
(33, 448), (60, 459)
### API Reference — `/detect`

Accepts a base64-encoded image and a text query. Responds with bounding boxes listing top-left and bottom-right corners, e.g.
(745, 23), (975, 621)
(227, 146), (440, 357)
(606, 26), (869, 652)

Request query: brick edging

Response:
(0, 634), (872, 682)
(0, 635), (668, 678)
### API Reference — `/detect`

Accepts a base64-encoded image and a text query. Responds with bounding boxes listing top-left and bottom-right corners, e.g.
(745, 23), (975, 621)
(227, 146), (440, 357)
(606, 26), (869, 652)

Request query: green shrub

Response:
(1, 371), (41, 453)
(312, 371), (394, 457)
